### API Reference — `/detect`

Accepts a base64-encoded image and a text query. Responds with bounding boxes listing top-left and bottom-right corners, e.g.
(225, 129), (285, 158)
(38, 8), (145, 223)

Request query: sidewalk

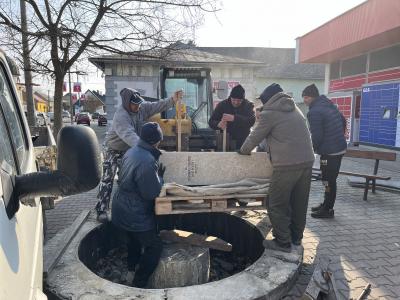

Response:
(45, 155), (400, 299)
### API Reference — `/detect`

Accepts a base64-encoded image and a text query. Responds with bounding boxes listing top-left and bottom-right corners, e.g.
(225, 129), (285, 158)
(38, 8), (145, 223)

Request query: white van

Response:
(0, 50), (101, 300)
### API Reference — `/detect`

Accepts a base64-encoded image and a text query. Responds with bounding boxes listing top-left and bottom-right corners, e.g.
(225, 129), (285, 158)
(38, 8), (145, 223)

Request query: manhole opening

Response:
(78, 213), (265, 288)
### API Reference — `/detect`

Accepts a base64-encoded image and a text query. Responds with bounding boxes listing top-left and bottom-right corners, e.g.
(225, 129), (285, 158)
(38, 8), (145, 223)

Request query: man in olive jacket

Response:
(112, 122), (165, 288)
(209, 84), (255, 150)
(239, 83), (315, 253)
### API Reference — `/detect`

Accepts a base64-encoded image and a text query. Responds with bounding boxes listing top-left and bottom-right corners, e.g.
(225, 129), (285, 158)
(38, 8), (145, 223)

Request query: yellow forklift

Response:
(149, 66), (229, 151)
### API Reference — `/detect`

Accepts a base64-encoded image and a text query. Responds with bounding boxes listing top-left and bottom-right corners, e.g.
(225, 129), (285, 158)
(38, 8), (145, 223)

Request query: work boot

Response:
(311, 203), (324, 212)
(311, 208), (334, 219)
(96, 211), (109, 223)
(262, 239), (292, 253)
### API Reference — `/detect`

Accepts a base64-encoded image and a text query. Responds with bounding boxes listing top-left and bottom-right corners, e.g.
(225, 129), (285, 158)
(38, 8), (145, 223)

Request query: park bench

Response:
(313, 148), (397, 201)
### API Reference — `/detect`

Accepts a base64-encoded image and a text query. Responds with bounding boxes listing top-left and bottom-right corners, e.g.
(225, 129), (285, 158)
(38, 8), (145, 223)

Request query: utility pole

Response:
(47, 89), (50, 112)
(20, 0), (35, 126)
(68, 68), (73, 124)
(76, 66), (80, 113)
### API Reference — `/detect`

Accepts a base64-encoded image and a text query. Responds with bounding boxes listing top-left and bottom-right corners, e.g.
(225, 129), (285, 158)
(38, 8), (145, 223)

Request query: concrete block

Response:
(160, 152), (272, 186)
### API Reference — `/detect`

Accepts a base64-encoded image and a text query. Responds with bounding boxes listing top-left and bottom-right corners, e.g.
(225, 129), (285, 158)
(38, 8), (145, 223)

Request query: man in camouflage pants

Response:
(96, 88), (182, 222)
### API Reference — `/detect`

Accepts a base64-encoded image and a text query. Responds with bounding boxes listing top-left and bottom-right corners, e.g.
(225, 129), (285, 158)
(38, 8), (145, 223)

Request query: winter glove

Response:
(158, 163), (166, 178)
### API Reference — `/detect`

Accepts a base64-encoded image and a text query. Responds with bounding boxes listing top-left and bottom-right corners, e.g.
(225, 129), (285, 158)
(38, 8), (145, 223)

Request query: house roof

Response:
(197, 47), (325, 80)
(89, 47), (263, 71)
(84, 89), (105, 104)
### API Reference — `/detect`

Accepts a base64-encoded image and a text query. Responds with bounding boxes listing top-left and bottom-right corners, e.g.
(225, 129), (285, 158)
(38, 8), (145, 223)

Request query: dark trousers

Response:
(320, 154), (343, 210)
(267, 167), (312, 244)
(126, 229), (163, 288)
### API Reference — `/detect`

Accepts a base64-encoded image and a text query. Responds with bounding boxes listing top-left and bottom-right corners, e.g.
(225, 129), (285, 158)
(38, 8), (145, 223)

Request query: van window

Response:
(0, 64), (28, 167)
(0, 113), (17, 174)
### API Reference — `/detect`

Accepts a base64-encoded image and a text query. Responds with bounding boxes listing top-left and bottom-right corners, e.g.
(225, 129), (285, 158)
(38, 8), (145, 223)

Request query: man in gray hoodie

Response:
(96, 88), (182, 222)
(239, 83), (314, 253)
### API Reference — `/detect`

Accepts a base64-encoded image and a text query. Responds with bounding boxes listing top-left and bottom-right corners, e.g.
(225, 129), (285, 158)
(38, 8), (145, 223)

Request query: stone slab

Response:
(160, 152), (272, 186)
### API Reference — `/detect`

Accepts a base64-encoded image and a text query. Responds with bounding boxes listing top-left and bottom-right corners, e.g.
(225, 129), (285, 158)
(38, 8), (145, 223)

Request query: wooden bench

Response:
(313, 149), (396, 201)
(155, 193), (267, 215)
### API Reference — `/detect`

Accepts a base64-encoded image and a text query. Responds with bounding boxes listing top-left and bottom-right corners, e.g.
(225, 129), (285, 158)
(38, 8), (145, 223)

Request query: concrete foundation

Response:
(160, 152), (272, 185)
(45, 210), (302, 300)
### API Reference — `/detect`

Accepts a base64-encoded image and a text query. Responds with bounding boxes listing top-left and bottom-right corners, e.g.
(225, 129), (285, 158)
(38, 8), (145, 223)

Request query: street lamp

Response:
(67, 68), (88, 124)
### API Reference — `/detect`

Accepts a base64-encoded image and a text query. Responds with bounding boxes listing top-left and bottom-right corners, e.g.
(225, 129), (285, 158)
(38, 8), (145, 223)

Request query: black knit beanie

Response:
(302, 84), (320, 98)
(258, 83), (283, 104)
(230, 84), (245, 99)
(140, 122), (163, 145)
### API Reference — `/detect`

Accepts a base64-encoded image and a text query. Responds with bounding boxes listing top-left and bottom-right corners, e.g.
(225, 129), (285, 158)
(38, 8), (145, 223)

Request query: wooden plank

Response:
(155, 201), (172, 215)
(156, 193), (267, 202)
(156, 204), (266, 215)
(159, 229), (232, 252)
(177, 99), (182, 152)
(222, 128), (227, 152)
(173, 202), (210, 210)
(211, 199), (227, 211)
(339, 171), (390, 180)
(43, 210), (90, 278)
(344, 149), (396, 161)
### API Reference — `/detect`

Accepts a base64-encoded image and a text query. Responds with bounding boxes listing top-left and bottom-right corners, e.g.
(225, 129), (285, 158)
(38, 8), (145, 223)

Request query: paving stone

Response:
(369, 285), (397, 298)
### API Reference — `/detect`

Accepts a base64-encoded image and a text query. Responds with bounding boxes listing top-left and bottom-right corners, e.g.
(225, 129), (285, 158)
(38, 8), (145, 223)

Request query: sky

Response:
(195, 0), (366, 48)
(39, 0), (366, 96)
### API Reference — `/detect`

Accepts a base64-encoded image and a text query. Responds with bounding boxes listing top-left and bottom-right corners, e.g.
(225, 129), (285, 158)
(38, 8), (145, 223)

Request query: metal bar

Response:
(363, 178), (369, 201)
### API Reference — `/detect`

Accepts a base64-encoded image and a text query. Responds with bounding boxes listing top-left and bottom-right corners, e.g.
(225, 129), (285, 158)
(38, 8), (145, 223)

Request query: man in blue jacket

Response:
(96, 88), (182, 222)
(111, 122), (165, 288)
(302, 84), (347, 218)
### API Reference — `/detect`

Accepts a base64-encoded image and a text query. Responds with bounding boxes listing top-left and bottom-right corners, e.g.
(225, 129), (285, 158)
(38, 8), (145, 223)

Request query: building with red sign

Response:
(296, 0), (400, 148)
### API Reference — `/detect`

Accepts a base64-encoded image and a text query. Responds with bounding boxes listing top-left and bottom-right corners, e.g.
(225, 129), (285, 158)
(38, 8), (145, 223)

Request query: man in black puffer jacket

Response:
(209, 84), (255, 150)
(302, 84), (347, 219)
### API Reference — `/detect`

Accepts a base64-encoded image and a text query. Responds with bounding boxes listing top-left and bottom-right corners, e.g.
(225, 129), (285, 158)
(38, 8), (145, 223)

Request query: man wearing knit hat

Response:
(96, 88), (182, 223)
(111, 122), (165, 288)
(209, 84), (255, 150)
(239, 83), (315, 253)
(302, 84), (347, 219)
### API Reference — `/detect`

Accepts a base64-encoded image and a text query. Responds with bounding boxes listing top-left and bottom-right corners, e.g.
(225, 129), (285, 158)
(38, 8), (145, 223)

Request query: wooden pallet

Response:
(155, 193), (267, 215)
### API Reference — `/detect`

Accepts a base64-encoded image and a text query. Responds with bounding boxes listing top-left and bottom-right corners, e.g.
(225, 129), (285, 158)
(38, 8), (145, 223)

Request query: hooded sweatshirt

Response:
(105, 88), (174, 151)
(240, 92), (315, 170)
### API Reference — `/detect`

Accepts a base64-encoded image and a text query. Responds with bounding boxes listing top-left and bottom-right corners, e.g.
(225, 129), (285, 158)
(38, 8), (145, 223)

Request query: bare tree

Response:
(0, 0), (218, 137)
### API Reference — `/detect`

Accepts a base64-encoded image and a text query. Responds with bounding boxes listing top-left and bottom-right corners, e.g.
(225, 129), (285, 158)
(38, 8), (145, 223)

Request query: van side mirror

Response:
(6, 126), (101, 219)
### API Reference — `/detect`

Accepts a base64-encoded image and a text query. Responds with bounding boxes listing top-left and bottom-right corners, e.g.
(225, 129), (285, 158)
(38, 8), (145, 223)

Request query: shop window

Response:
(369, 44), (400, 72)
(330, 61), (340, 80)
(341, 55), (367, 77)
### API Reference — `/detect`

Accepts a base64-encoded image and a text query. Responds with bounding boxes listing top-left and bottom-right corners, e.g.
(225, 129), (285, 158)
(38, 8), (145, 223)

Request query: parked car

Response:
(92, 112), (100, 119)
(0, 48), (101, 300)
(62, 110), (71, 120)
(82, 112), (92, 120)
(98, 114), (107, 126)
(47, 111), (54, 122)
(77, 112), (91, 126)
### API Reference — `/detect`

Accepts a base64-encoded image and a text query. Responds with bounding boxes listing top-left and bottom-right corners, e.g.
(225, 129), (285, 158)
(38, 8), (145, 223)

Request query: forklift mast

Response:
(159, 67), (213, 132)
